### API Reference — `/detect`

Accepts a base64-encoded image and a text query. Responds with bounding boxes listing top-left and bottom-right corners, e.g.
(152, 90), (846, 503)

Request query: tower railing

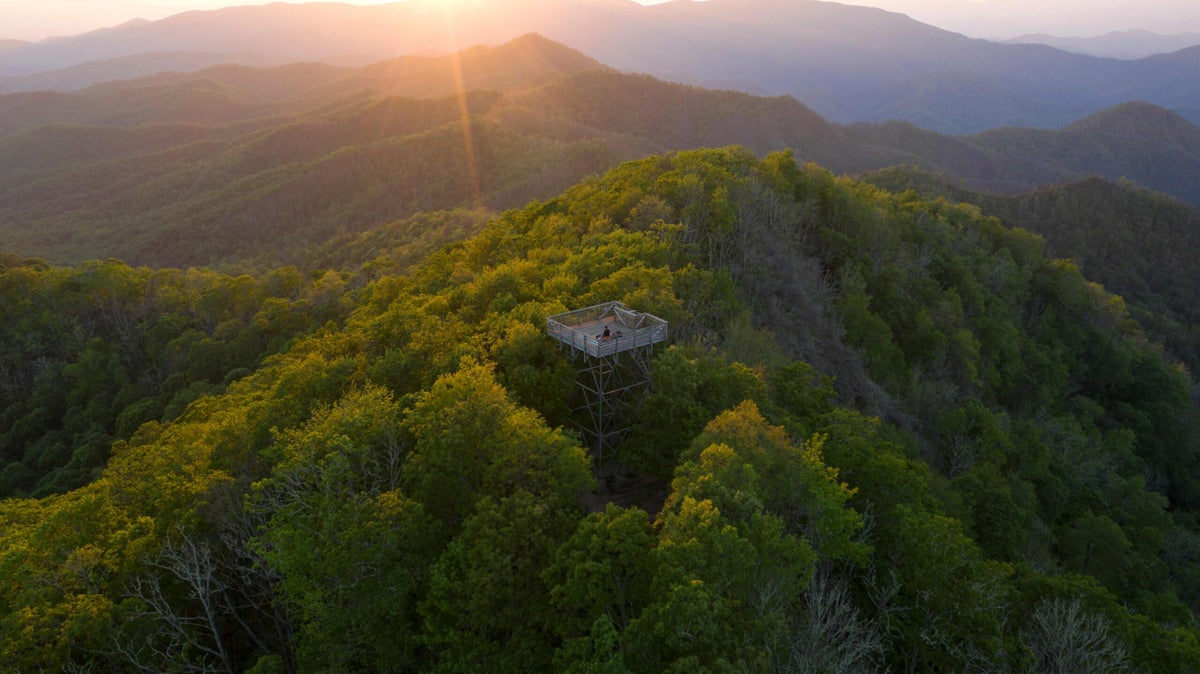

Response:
(546, 301), (668, 358)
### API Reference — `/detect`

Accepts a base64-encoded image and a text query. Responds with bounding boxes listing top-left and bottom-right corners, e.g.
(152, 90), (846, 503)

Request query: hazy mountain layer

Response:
(846, 101), (1200, 200)
(1004, 29), (1200, 59)
(3, 36), (1199, 269)
(1, 0), (1198, 133)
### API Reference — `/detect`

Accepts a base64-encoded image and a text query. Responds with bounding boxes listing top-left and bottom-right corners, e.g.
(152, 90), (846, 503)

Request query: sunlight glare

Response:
(436, 2), (483, 207)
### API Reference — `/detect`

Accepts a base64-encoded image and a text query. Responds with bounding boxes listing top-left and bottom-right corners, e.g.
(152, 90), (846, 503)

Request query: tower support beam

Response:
(546, 302), (668, 462)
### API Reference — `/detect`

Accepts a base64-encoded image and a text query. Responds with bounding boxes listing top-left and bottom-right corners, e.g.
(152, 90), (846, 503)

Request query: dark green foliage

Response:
(625, 345), (766, 477)
(254, 386), (434, 671)
(0, 259), (333, 497)
(863, 167), (1200, 373)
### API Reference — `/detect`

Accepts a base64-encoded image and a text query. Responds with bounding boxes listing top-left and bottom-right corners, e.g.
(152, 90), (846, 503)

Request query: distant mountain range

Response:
(1, 0), (1198, 134)
(0, 40), (30, 54)
(844, 101), (1200, 200)
(0, 36), (608, 135)
(1005, 30), (1200, 60)
(3, 34), (1199, 269)
(0, 51), (286, 93)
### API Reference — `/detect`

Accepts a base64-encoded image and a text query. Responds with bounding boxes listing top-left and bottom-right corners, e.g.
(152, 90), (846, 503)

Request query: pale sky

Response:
(2, 0), (1199, 43)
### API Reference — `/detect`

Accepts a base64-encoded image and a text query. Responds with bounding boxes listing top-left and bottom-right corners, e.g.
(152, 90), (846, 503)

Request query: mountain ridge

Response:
(3, 36), (1200, 268)
(0, 34), (608, 136)
(2, 0), (1198, 132)
(1005, 29), (1200, 59)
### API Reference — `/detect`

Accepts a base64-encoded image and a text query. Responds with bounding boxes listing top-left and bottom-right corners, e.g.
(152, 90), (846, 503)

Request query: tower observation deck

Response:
(547, 301), (668, 461)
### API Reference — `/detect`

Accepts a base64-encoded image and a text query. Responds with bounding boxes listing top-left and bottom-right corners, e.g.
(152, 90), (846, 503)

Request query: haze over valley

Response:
(3, 0), (1200, 132)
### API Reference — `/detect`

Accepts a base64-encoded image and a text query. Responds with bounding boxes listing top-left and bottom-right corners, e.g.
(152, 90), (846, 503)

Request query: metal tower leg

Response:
(566, 343), (655, 463)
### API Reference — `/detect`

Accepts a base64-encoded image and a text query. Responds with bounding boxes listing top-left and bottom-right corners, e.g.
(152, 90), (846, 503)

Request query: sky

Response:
(2, 0), (1199, 43)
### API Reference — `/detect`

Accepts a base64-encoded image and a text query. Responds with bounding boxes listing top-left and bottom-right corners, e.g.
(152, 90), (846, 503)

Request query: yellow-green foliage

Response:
(3, 148), (1199, 672)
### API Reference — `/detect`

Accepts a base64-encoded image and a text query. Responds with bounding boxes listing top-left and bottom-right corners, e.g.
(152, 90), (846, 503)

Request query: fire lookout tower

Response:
(546, 301), (668, 461)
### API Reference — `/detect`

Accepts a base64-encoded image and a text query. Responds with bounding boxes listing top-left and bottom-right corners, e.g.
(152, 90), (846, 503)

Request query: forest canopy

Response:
(2, 148), (1199, 673)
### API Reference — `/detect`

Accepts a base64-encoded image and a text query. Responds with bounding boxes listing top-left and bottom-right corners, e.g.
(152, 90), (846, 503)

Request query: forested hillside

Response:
(863, 166), (1200, 375)
(0, 33), (608, 136)
(847, 102), (1200, 201)
(0, 257), (351, 498)
(4, 37), (1200, 271)
(3, 148), (1198, 672)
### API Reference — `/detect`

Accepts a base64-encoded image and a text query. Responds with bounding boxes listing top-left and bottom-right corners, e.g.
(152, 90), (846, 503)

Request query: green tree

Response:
(678, 401), (868, 564)
(254, 386), (435, 672)
(627, 346), (765, 477)
(421, 491), (580, 673)
(401, 358), (592, 530)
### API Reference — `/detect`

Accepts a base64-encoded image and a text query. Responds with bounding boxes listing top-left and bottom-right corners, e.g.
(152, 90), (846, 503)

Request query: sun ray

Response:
(438, 2), (482, 207)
